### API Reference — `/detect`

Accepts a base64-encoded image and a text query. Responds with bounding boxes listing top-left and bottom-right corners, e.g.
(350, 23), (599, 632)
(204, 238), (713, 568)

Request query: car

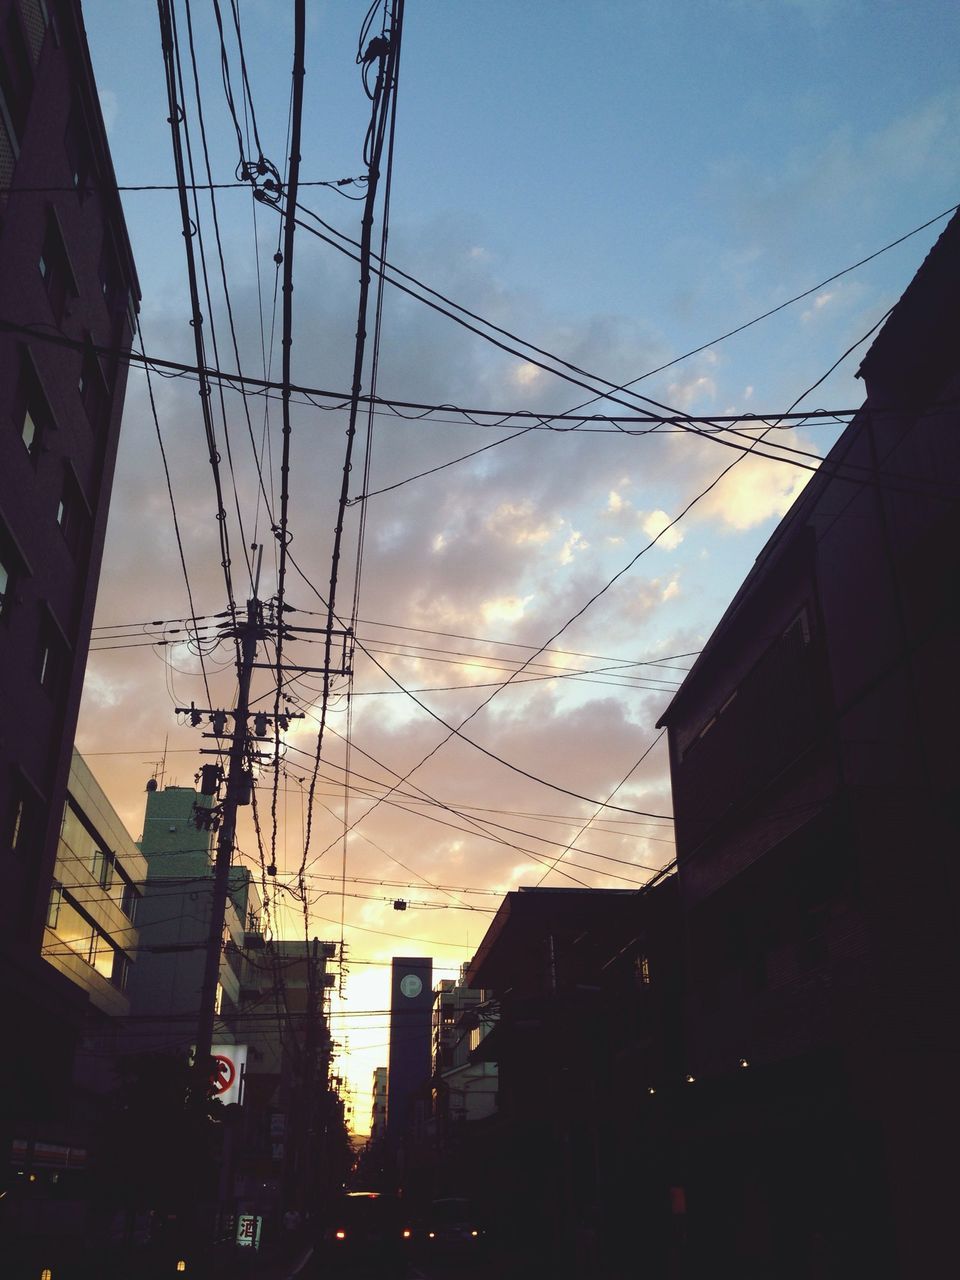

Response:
(316, 1190), (412, 1275)
(421, 1196), (488, 1256)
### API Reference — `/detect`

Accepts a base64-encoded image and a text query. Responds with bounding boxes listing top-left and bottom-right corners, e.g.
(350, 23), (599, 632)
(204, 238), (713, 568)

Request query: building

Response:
(42, 750), (145, 1018)
(387, 956), (433, 1145)
(656, 211), (960, 1277)
(465, 882), (683, 1273)
(8, 751), (146, 1260)
(371, 1066), (388, 1141)
(0, 0), (140, 1174)
(123, 779), (343, 1223)
(124, 779), (250, 1046)
(431, 966), (496, 1127)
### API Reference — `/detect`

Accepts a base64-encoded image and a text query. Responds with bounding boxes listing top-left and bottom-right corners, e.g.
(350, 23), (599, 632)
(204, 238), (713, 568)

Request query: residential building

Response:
(371, 1066), (387, 1141)
(656, 210), (960, 1278)
(0, 0), (140, 1179)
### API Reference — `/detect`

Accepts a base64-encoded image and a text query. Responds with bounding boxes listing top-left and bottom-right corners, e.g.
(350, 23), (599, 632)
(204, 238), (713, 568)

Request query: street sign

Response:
(236, 1213), (262, 1249)
(209, 1044), (247, 1105)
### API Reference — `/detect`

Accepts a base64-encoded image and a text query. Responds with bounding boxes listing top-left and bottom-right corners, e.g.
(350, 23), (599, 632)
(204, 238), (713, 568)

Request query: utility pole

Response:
(191, 592), (261, 1089)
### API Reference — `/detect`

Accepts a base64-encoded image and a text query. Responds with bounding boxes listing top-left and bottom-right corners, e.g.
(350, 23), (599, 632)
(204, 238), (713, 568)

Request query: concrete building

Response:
(42, 750), (146, 1017)
(0, 0), (140, 1174)
(124, 779), (252, 1048)
(656, 211), (960, 1277)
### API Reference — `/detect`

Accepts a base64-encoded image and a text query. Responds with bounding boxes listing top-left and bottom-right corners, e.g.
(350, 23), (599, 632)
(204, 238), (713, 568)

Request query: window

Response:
(47, 886), (131, 989)
(13, 352), (53, 462)
(91, 847), (113, 889)
(47, 882), (63, 928)
(53, 894), (93, 961)
(98, 236), (121, 310)
(8, 771), (42, 854)
(0, 7), (34, 148)
(635, 953), (651, 986)
(64, 100), (91, 198)
(17, 1), (50, 66)
(37, 609), (70, 697)
(119, 875), (140, 924)
(112, 950), (130, 992)
(39, 212), (77, 324)
(56, 467), (90, 558)
(79, 343), (108, 427)
(0, 518), (29, 623)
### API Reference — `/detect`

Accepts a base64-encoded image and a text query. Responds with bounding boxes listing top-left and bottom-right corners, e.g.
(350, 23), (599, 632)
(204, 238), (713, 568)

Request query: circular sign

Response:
(211, 1053), (236, 1095)
(399, 973), (423, 998)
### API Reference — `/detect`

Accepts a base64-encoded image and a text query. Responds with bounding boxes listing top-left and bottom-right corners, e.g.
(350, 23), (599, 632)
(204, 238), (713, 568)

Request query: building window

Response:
(39, 212), (77, 324)
(37, 609), (69, 697)
(13, 353), (53, 462)
(0, 517), (27, 622)
(56, 467), (90, 558)
(53, 893), (94, 962)
(47, 881), (63, 928)
(119, 875), (140, 924)
(64, 99), (91, 198)
(8, 771), (42, 854)
(98, 236), (121, 309)
(0, 7), (34, 147)
(635, 953), (651, 986)
(79, 343), (109, 428)
(112, 950), (130, 992)
(47, 886), (131, 989)
(10, 794), (24, 849)
(91, 847), (114, 889)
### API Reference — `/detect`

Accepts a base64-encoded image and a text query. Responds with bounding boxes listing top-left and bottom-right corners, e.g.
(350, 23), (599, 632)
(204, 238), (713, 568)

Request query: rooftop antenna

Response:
(158, 734), (169, 790)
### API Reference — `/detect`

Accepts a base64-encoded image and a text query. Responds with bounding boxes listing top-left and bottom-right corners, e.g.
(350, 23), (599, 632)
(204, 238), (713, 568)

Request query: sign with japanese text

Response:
(236, 1213), (262, 1248)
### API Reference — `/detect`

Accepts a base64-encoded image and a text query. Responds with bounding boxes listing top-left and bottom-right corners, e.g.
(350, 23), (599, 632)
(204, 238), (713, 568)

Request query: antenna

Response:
(159, 734), (169, 790)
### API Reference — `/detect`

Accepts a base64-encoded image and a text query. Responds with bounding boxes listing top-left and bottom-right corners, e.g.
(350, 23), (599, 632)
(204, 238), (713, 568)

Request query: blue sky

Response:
(77, 0), (959, 1128)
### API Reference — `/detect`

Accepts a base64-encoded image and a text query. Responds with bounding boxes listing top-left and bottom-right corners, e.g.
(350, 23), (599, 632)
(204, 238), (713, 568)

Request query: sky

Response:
(76, 0), (960, 1131)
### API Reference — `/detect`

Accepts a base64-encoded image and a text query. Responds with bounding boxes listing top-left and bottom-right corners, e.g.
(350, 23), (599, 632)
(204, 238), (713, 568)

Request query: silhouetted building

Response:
(0, 0), (140, 1251)
(466, 882), (683, 1274)
(657, 211), (960, 1278)
(371, 1066), (388, 1141)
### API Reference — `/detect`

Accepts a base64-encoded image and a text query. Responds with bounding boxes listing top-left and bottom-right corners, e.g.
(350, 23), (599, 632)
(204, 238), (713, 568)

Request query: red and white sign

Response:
(209, 1044), (247, 1105)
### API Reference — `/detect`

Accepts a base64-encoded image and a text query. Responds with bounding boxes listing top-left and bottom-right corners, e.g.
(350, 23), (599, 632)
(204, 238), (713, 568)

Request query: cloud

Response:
(512, 361), (543, 386)
(666, 372), (716, 410)
(697, 453), (811, 531)
(640, 508), (684, 551)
